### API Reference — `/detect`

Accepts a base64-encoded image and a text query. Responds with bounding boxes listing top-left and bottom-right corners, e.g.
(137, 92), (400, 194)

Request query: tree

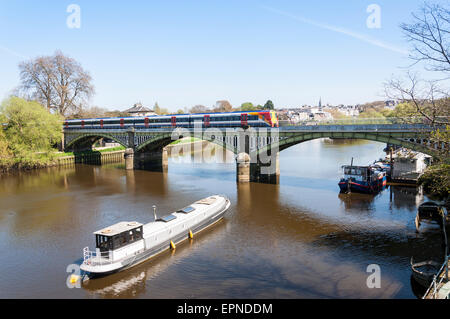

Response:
(401, 3), (450, 73)
(1, 97), (62, 158)
(18, 50), (94, 116)
(264, 100), (275, 110)
(189, 105), (210, 113)
(213, 100), (233, 112)
(0, 113), (10, 161)
(67, 106), (109, 119)
(385, 2), (449, 158)
(385, 72), (449, 125)
(154, 102), (161, 114)
(240, 102), (257, 111)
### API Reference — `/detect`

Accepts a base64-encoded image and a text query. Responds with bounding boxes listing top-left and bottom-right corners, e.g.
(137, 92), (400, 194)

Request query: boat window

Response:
(96, 235), (112, 251)
(178, 206), (195, 214)
(158, 214), (177, 222)
(134, 227), (142, 240)
(111, 226), (143, 250)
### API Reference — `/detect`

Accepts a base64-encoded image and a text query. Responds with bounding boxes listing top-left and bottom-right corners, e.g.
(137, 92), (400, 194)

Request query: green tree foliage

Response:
(0, 113), (10, 161)
(240, 102), (258, 111)
(1, 97), (62, 159)
(418, 164), (450, 199)
(264, 100), (274, 110)
(327, 109), (350, 119)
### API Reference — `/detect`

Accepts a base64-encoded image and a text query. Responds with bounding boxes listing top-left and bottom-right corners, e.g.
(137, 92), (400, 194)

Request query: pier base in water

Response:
(134, 148), (168, 172)
(124, 148), (134, 170)
(236, 152), (280, 184)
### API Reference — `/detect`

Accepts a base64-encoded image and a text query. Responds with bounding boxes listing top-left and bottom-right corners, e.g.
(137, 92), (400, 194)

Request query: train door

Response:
(171, 116), (176, 128)
(204, 115), (210, 127)
(100, 119), (104, 128)
(145, 117), (149, 128)
(240, 113), (248, 127)
(81, 120), (85, 128)
(120, 118), (124, 128)
(65, 121), (68, 129)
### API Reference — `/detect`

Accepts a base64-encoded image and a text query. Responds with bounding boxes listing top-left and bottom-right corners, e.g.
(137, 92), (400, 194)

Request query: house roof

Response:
(124, 103), (154, 113)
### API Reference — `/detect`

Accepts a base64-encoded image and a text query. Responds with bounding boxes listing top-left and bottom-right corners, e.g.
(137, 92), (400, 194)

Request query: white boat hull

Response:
(80, 195), (230, 277)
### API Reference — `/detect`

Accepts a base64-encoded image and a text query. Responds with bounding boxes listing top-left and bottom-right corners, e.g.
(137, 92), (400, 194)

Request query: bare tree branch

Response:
(18, 51), (94, 117)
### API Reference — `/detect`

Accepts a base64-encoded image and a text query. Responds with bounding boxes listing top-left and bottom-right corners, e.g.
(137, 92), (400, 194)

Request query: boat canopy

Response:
(342, 165), (369, 177)
(94, 221), (143, 237)
(196, 196), (217, 205)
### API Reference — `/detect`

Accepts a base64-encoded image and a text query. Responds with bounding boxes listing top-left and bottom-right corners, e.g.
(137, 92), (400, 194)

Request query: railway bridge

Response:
(63, 123), (445, 184)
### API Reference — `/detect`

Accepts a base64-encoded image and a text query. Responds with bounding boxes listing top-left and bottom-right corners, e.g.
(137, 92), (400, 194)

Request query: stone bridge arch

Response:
(256, 131), (440, 158)
(64, 132), (129, 151)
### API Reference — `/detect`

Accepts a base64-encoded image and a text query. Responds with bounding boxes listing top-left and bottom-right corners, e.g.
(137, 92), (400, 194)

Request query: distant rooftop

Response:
(124, 103), (154, 114)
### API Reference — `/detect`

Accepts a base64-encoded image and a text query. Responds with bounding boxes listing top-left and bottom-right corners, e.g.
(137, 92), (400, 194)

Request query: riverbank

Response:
(418, 163), (450, 200)
(0, 146), (126, 174)
(0, 139), (205, 174)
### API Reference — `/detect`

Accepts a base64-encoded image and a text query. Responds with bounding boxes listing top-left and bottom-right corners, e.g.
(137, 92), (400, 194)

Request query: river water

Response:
(0, 139), (444, 298)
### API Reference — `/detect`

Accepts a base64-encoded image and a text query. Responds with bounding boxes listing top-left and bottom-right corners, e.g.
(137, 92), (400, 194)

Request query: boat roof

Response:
(94, 221), (143, 237)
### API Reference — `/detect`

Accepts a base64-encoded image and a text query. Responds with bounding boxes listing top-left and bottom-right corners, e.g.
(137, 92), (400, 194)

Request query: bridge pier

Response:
(236, 152), (280, 184)
(124, 148), (134, 170)
(134, 148), (168, 172)
(236, 153), (251, 183)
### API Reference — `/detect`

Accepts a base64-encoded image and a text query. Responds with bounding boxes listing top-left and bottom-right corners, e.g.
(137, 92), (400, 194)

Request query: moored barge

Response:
(338, 165), (387, 194)
(80, 195), (230, 278)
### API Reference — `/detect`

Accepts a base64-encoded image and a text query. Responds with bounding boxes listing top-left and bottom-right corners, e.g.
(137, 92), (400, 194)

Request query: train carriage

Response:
(64, 110), (278, 130)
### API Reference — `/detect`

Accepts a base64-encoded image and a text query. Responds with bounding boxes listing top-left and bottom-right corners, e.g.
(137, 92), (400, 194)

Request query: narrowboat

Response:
(338, 165), (387, 194)
(79, 195), (230, 278)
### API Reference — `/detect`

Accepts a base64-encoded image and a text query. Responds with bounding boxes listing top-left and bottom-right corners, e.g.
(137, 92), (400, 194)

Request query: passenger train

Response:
(64, 110), (279, 130)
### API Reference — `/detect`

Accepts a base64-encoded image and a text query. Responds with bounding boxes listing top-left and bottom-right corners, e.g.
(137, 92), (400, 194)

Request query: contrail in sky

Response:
(0, 46), (29, 60)
(261, 5), (409, 55)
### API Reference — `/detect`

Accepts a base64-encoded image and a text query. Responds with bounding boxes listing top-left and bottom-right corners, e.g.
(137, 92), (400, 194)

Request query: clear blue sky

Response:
(0, 0), (432, 111)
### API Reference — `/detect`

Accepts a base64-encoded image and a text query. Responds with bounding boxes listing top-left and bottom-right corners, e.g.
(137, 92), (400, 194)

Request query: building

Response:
(124, 103), (157, 117)
(389, 149), (432, 183)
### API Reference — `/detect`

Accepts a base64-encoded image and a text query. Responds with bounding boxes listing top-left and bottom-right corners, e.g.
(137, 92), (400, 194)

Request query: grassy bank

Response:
(0, 146), (126, 173)
(53, 145), (126, 157)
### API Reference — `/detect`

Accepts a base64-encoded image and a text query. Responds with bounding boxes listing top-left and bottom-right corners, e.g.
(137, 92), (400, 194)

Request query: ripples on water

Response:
(0, 139), (444, 298)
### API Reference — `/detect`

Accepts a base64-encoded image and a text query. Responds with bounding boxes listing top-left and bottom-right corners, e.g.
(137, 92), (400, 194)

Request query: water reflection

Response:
(0, 138), (441, 298)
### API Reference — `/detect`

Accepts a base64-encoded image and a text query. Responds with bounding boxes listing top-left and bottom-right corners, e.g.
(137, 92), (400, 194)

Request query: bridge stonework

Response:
(63, 124), (445, 184)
